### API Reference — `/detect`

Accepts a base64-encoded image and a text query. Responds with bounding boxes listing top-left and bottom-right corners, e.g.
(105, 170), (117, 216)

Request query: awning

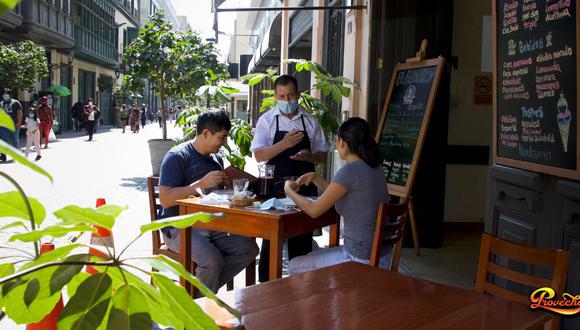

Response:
(246, 13), (282, 74)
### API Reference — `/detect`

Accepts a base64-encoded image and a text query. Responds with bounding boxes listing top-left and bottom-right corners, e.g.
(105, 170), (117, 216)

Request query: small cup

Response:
(233, 178), (250, 195)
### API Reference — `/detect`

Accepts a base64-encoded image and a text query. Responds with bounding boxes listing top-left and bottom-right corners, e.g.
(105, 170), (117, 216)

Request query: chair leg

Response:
(246, 259), (256, 286)
(408, 199), (421, 256)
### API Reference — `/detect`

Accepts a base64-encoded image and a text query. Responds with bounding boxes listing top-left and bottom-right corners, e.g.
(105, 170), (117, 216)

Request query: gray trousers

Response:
(164, 228), (258, 293)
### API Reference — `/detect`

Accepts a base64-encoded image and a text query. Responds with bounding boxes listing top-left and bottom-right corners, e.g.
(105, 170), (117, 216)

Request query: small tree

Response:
(123, 11), (227, 140)
(0, 40), (49, 91)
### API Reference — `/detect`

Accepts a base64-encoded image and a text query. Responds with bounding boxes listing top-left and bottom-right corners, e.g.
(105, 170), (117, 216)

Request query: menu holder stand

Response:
(385, 39), (428, 257)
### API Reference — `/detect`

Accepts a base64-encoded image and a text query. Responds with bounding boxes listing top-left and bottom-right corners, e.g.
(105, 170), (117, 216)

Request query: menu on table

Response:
(495, 0), (578, 178)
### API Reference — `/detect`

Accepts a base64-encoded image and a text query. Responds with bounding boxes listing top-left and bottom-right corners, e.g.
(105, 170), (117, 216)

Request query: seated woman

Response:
(284, 117), (390, 274)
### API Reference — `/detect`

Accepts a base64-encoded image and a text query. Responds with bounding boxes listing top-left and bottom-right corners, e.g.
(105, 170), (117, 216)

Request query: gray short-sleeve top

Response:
(333, 159), (389, 259)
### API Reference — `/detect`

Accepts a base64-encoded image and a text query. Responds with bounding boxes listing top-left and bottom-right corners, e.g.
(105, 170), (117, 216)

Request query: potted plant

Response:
(122, 11), (227, 176)
(0, 118), (238, 329)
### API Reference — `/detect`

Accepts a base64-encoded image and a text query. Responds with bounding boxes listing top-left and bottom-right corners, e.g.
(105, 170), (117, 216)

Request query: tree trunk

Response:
(159, 76), (167, 140)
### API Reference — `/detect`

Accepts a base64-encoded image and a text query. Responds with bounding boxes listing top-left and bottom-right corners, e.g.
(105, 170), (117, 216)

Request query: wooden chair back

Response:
(369, 200), (409, 271)
(475, 233), (569, 329)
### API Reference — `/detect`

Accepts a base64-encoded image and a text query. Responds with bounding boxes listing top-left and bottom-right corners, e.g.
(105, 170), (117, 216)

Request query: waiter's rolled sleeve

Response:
(309, 119), (330, 154)
(250, 116), (272, 152)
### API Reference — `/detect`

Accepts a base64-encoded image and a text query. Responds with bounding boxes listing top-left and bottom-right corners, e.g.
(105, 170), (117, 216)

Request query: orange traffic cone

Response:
(86, 198), (114, 274)
(27, 243), (63, 330)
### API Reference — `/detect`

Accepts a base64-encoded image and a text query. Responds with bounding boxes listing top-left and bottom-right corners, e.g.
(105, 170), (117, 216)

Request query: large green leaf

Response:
(142, 255), (241, 320)
(0, 192), (46, 226)
(106, 284), (152, 330)
(0, 220), (27, 231)
(0, 263), (14, 278)
(2, 277), (62, 324)
(95, 205), (128, 219)
(9, 224), (95, 242)
(139, 212), (219, 234)
(153, 274), (218, 330)
(0, 139), (53, 182)
(54, 205), (115, 230)
(0, 108), (15, 131)
(58, 273), (113, 330)
(20, 244), (82, 271)
(4, 257), (81, 323)
(97, 266), (184, 330)
(1, 255), (85, 323)
(66, 272), (91, 299)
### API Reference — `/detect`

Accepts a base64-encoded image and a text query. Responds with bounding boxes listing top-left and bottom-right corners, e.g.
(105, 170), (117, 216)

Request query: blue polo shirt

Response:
(159, 142), (224, 219)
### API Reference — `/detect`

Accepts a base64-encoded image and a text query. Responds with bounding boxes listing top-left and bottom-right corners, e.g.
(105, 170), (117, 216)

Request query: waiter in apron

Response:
(251, 75), (330, 282)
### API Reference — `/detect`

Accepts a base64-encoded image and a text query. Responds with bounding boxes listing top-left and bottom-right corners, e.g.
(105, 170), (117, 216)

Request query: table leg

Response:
(269, 222), (283, 280)
(329, 213), (340, 247)
(179, 227), (193, 296)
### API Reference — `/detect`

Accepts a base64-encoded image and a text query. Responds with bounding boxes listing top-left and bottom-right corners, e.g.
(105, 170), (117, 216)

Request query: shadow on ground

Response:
(120, 177), (148, 191)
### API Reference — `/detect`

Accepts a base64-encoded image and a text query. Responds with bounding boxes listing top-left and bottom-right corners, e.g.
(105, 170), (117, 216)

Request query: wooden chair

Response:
(369, 200), (409, 271)
(475, 232), (570, 329)
(147, 176), (256, 292)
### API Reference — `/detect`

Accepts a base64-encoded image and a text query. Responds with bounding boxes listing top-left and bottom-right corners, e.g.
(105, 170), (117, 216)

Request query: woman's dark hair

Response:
(196, 110), (232, 134)
(338, 117), (382, 168)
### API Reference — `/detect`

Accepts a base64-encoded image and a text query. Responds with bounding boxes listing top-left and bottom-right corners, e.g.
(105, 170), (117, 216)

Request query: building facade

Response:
(0, 0), (141, 131)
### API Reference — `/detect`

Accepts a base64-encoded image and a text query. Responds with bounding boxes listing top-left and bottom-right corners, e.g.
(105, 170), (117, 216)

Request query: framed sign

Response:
(493, 0), (580, 180)
(375, 57), (445, 197)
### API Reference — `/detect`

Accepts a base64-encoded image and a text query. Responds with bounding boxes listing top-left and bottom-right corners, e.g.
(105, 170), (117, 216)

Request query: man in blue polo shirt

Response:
(158, 110), (258, 293)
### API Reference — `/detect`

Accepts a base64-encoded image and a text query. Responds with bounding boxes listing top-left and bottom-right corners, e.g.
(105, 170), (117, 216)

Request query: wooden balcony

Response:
(16, 0), (74, 48)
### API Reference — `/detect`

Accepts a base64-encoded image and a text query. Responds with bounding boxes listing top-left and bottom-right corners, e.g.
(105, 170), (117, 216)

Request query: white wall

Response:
(444, 0), (492, 223)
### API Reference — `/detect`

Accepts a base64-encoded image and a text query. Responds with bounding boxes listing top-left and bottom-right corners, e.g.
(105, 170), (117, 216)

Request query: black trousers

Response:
(258, 232), (313, 282)
(86, 121), (95, 140)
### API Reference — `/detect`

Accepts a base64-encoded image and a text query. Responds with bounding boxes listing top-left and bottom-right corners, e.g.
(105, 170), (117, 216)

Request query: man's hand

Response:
(197, 171), (228, 190)
(290, 149), (312, 162)
(281, 130), (304, 149)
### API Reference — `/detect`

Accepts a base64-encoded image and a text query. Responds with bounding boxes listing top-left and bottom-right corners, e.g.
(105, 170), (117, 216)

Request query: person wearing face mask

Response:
(250, 74), (330, 282)
(0, 88), (23, 162)
(83, 98), (100, 141)
(37, 96), (54, 149)
(22, 107), (41, 161)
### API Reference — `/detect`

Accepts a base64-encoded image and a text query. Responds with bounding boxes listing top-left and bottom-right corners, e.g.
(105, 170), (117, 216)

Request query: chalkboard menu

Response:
(494, 0), (580, 179)
(376, 57), (445, 197)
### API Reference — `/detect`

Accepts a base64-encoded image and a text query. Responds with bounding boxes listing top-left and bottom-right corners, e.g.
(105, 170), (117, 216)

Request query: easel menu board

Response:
(494, 0), (580, 179)
(376, 57), (445, 197)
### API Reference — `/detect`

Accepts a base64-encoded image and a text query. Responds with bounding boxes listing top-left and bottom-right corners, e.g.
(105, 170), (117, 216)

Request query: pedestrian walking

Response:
(83, 98), (100, 141)
(72, 100), (84, 132)
(140, 106), (147, 128)
(37, 96), (54, 149)
(0, 88), (23, 162)
(22, 107), (41, 161)
(119, 104), (129, 133)
(130, 106), (140, 133)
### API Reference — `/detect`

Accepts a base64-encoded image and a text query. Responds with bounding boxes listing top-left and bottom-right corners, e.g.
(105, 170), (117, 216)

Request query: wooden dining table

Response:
(177, 197), (340, 290)
(196, 262), (551, 329)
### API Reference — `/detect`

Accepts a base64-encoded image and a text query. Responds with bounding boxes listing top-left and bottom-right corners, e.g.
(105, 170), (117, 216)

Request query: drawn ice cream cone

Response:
(556, 92), (572, 152)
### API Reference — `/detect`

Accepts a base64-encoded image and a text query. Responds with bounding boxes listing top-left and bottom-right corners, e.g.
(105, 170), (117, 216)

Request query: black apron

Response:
(267, 114), (317, 196)
(259, 113), (316, 282)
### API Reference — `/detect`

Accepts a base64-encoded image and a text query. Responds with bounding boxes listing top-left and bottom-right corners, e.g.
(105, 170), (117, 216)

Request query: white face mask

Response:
(28, 113), (34, 118)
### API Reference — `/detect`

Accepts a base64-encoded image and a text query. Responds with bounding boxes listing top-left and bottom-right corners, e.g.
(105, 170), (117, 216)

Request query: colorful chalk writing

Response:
(496, 0), (576, 170)
(378, 65), (438, 187)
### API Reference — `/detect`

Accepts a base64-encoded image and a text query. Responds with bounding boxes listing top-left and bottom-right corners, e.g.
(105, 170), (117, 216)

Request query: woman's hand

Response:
(284, 180), (299, 195)
(296, 172), (318, 187)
